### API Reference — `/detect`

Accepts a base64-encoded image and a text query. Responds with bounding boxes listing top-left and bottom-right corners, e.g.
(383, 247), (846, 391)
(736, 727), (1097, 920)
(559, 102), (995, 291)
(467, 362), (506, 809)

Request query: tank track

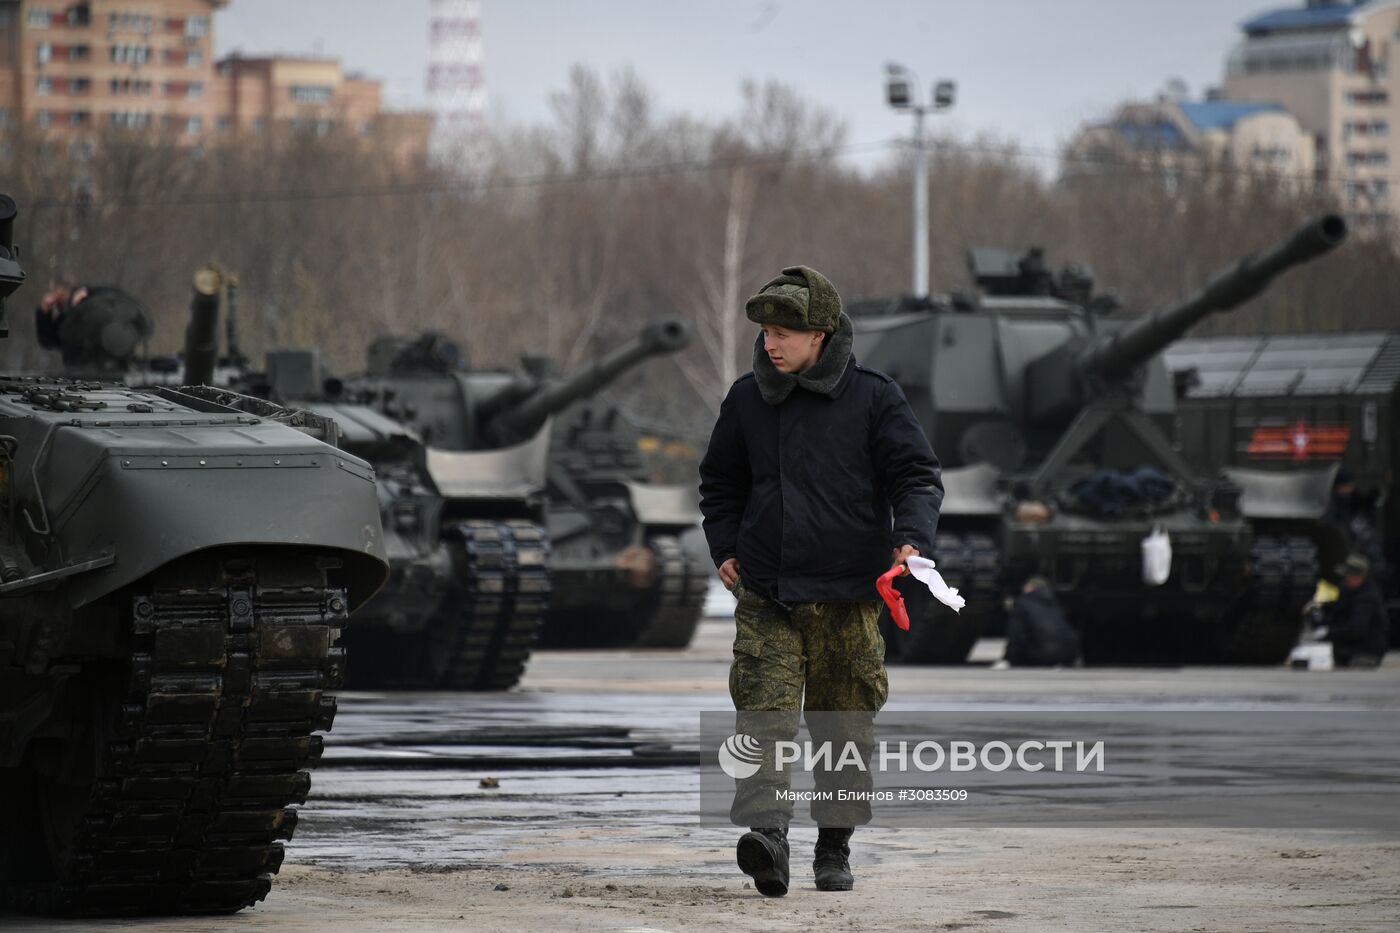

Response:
(884, 530), (1002, 664)
(439, 520), (550, 691)
(1218, 532), (1316, 664)
(1, 554), (346, 917)
(634, 535), (708, 648)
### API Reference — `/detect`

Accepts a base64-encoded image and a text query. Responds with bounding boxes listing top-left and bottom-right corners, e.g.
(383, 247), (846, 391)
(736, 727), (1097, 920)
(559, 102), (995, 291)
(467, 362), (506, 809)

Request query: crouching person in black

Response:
(1004, 577), (1080, 668)
(1322, 555), (1389, 669)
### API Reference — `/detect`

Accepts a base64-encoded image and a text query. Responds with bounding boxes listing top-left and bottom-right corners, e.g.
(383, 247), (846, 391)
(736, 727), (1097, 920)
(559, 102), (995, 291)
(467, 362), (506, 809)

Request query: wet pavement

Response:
(6, 609), (1400, 930)
(293, 614), (1400, 869)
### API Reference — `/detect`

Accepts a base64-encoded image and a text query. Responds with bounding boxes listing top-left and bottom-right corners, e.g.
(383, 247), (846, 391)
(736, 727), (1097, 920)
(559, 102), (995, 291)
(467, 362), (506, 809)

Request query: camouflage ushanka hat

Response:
(744, 265), (842, 333)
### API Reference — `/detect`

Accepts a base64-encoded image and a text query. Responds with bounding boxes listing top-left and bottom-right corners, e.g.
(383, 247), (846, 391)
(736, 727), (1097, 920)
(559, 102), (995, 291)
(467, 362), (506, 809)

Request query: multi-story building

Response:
(1222, 0), (1400, 228)
(0, 0), (223, 135)
(212, 54), (382, 137)
(1067, 96), (1316, 183)
(0, 0), (430, 161)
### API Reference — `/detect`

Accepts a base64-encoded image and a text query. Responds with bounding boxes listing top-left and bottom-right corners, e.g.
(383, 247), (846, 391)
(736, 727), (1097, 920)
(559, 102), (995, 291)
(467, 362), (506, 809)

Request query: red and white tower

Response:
(427, 0), (486, 159)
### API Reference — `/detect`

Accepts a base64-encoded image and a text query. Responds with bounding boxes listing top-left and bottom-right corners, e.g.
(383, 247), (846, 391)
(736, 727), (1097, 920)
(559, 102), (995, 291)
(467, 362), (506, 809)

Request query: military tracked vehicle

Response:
(1164, 330), (1400, 637)
(0, 194), (390, 915)
(851, 215), (1348, 664)
(342, 321), (696, 659)
(544, 394), (708, 648)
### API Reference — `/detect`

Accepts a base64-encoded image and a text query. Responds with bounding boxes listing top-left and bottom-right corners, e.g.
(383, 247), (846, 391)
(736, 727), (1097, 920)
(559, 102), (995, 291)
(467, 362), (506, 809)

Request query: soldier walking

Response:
(699, 265), (943, 896)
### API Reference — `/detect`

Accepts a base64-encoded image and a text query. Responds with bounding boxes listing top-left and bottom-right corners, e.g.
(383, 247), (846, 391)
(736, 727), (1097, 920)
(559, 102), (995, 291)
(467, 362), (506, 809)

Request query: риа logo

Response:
(717, 734), (763, 779)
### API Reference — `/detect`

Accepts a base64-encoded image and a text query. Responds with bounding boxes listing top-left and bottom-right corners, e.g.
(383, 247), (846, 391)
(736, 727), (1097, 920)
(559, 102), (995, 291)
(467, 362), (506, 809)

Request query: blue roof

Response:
(1242, 1), (1372, 34)
(1177, 100), (1285, 131)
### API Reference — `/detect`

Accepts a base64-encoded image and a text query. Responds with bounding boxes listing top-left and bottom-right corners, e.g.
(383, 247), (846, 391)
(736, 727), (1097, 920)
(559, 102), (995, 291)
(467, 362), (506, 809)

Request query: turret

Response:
(1079, 214), (1347, 382)
(852, 214), (1352, 472)
(478, 320), (691, 445)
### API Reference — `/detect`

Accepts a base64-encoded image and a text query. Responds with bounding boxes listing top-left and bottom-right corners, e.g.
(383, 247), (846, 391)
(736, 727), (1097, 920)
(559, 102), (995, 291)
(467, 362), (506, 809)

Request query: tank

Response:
(542, 393), (709, 648)
(0, 194), (390, 914)
(344, 320), (697, 656)
(1163, 329), (1400, 640)
(851, 214), (1349, 664)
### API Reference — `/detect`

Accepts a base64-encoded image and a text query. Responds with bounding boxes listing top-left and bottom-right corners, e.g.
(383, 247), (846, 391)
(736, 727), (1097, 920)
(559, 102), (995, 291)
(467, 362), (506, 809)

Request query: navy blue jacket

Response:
(698, 360), (943, 603)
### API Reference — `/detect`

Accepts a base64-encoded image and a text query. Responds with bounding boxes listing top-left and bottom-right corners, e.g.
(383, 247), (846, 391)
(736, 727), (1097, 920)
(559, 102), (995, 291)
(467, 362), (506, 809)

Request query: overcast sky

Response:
(217, 0), (1277, 170)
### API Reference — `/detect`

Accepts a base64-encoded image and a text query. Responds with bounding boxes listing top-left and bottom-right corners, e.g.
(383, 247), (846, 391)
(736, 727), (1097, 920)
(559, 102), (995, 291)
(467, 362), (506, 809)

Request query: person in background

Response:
(1325, 469), (1385, 579)
(1318, 554), (1389, 669)
(1004, 576), (1080, 668)
(34, 280), (151, 373)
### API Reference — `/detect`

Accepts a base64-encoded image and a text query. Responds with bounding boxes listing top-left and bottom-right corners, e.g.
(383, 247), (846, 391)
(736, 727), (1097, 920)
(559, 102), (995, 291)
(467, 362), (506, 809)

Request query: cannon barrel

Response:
(183, 265), (223, 387)
(1078, 214), (1347, 382)
(493, 319), (692, 439)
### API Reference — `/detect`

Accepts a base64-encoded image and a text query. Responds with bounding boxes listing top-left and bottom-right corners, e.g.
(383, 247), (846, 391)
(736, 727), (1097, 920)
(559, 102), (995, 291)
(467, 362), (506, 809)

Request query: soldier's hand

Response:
(719, 558), (741, 590)
(892, 544), (919, 575)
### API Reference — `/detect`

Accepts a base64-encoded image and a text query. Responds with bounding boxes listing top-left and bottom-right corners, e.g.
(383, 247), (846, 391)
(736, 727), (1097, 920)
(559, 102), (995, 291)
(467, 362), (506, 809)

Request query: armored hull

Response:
(0, 378), (387, 915)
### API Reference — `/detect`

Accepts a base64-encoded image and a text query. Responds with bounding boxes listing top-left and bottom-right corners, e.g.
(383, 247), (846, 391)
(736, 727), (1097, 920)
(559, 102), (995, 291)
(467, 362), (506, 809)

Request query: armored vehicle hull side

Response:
(0, 377), (388, 915)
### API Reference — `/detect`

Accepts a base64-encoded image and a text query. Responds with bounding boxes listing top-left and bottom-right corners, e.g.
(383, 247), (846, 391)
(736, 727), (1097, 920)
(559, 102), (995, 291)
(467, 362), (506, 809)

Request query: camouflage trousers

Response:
(728, 580), (889, 830)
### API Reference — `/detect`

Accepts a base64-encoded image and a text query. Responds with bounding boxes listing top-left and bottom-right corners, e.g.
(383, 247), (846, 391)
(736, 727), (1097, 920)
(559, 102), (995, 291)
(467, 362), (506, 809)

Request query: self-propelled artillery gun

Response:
(343, 320), (698, 657)
(851, 215), (1348, 664)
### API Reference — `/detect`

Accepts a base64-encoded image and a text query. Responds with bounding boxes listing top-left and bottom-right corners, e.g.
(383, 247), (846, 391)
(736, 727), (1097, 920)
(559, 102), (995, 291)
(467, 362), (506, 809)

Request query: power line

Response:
(18, 131), (1400, 213)
(27, 138), (898, 211)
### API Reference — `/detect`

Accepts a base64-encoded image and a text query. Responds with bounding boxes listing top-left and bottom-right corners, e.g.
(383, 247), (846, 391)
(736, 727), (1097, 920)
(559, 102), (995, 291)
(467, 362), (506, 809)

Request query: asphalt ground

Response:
(5, 614), (1399, 932)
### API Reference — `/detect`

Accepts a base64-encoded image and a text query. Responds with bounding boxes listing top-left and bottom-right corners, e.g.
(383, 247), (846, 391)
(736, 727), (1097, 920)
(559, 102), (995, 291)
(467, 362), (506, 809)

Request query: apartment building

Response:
(0, 0), (429, 160)
(0, 0), (222, 134)
(213, 54), (382, 136)
(1222, 0), (1400, 227)
(1067, 96), (1316, 183)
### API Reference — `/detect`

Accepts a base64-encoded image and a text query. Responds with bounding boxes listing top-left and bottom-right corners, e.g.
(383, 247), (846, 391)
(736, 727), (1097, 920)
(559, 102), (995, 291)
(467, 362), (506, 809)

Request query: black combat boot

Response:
(813, 827), (854, 891)
(736, 826), (789, 897)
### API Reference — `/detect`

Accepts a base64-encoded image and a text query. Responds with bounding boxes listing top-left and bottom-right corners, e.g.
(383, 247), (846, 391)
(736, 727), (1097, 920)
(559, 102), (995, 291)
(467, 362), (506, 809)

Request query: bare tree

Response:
(1, 68), (1393, 442)
(678, 165), (757, 408)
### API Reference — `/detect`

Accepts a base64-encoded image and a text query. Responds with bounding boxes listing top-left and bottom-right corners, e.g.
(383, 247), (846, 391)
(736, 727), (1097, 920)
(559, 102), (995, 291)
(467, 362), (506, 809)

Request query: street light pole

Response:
(886, 65), (956, 299)
(912, 105), (928, 298)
